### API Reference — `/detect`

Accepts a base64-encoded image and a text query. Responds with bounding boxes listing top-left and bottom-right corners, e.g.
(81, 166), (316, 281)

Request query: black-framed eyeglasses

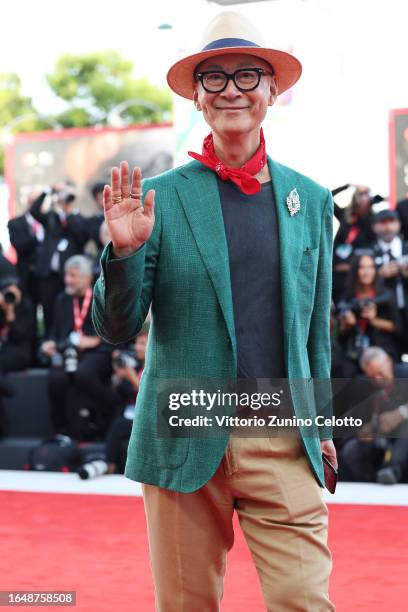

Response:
(194, 68), (274, 93)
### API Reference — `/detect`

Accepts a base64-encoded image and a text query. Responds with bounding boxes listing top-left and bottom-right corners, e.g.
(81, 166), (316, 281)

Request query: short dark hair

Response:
(91, 182), (105, 199)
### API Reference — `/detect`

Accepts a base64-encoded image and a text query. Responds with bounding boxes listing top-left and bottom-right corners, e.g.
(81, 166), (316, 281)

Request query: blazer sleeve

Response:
(29, 192), (49, 226)
(333, 200), (344, 223)
(307, 188), (334, 441)
(92, 178), (161, 344)
(8, 218), (36, 256)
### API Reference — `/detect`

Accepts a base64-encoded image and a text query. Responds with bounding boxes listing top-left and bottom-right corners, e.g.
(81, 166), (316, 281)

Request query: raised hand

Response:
(103, 161), (155, 257)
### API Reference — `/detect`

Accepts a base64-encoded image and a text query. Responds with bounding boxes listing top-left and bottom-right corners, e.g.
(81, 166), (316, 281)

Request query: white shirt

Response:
(378, 236), (402, 260)
(25, 212), (44, 242)
(377, 236), (405, 308)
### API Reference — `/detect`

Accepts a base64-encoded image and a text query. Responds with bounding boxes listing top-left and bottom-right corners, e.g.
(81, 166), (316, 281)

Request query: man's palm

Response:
(103, 162), (155, 254)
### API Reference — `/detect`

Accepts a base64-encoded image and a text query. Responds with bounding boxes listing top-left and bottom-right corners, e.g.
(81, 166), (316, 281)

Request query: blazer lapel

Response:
(268, 156), (307, 356)
(175, 161), (236, 354)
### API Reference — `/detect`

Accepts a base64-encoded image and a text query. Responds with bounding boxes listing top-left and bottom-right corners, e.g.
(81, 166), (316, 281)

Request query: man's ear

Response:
(193, 89), (202, 111)
(268, 77), (278, 106)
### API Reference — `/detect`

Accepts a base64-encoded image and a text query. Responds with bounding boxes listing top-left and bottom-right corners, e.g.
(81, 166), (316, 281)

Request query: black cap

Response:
(0, 276), (21, 291)
(372, 209), (399, 224)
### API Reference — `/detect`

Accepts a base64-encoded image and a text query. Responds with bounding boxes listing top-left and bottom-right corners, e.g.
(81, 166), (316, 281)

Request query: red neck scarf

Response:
(188, 128), (267, 195)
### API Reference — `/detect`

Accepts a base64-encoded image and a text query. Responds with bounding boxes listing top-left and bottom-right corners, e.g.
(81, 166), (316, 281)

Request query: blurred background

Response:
(0, 0), (407, 474)
(0, 2), (408, 610)
(1, 0), (408, 235)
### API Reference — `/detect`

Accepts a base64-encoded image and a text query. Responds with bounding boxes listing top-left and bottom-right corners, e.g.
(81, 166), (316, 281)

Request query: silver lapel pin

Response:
(286, 188), (300, 216)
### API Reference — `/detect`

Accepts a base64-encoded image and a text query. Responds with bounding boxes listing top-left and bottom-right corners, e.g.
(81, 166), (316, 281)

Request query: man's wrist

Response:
(112, 244), (144, 258)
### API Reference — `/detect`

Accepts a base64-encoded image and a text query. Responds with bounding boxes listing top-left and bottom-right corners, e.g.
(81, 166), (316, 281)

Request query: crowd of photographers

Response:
(331, 185), (408, 485)
(0, 182), (148, 476)
(1, 181), (408, 484)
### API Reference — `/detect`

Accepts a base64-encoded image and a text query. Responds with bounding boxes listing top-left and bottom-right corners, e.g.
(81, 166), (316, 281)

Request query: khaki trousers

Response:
(142, 433), (335, 611)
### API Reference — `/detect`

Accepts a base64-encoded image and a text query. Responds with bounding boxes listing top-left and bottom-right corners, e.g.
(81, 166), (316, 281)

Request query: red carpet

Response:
(1, 491), (407, 611)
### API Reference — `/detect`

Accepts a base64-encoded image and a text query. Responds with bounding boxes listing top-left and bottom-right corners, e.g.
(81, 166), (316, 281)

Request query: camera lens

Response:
(4, 291), (16, 305)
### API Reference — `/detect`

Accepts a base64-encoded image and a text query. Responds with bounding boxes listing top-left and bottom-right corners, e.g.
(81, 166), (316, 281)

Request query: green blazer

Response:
(92, 155), (334, 492)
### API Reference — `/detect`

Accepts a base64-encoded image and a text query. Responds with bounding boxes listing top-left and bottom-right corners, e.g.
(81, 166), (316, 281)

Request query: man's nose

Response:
(220, 77), (242, 98)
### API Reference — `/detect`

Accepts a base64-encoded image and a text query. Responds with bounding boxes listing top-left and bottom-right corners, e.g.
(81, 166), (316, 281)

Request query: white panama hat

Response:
(166, 11), (302, 100)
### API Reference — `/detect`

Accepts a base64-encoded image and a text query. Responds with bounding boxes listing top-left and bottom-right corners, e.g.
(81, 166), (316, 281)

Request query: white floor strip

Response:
(1, 470), (408, 505)
(323, 482), (408, 506)
(0, 470), (142, 496)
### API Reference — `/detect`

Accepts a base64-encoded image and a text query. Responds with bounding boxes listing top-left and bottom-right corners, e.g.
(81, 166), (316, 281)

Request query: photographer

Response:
(86, 182), (105, 251)
(84, 183), (112, 280)
(105, 329), (147, 475)
(370, 209), (408, 355)
(8, 188), (45, 300)
(333, 185), (378, 302)
(40, 256), (112, 437)
(335, 252), (401, 376)
(30, 183), (88, 336)
(340, 347), (408, 484)
(0, 276), (36, 435)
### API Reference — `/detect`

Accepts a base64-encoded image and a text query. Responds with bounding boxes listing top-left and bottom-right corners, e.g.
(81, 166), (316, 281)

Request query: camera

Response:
(50, 185), (76, 207)
(78, 459), (109, 480)
(58, 191), (76, 205)
(112, 351), (137, 370)
(335, 291), (391, 318)
(376, 254), (408, 268)
(62, 346), (78, 373)
(0, 277), (20, 306)
(0, 290), (16, 305)
(0, 285), (18, 325)
(51, 333), (80, 373)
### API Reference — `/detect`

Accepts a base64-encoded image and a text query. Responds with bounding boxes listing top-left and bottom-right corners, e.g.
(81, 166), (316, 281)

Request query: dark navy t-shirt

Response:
(217, 177), (286, 379)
